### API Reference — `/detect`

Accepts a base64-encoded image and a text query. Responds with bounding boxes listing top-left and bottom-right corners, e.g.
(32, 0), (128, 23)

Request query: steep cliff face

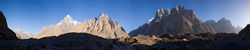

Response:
(129, 6), (215, 36)
(205, 17), (243, 33)
(0, 11), (18, 40)
(36, 14), (80, 38)
(69, 13), (129, 39)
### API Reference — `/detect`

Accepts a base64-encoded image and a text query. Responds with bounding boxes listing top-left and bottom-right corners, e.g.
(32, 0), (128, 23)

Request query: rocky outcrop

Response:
(129, 6), (215, 36)
(0, 11), (18, 40)
(119, 35), (162, 46)
(69, 13), (129, 39)
(36, 14), (80, 38)
(205, 17), (242, 33)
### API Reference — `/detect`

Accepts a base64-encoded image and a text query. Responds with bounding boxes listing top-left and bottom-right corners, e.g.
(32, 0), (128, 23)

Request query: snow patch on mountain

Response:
(147, 18), (154, 24)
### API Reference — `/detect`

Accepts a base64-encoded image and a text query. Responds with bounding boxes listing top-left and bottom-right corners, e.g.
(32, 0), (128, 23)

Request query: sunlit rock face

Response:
(0, 11), (18, 40)
(36, 14), (80, 38)
(36, 13), (129, 39)
(205, 17), (243, 33)
(69, 13), (129, 39)
(129, 6), (215, 36)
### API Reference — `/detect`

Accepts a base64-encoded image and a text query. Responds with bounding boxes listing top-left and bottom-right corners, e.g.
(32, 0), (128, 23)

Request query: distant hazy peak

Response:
(218, 17), (230, 23)
(205, 17), (242, 33)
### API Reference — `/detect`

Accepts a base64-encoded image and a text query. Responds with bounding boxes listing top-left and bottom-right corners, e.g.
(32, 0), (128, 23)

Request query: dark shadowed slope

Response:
(0, 33), (134, 50)
(0, 11), (18, 40)
(239, 24), (250, 39)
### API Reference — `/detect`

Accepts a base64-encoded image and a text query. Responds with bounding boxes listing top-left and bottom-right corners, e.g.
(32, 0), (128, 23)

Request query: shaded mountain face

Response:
(129, 6), (215, 36)
(205, 17), (243, 33)
(0, 11), (18, 40)
(36, 14), (80, 38)
(69, 13), (129, 39)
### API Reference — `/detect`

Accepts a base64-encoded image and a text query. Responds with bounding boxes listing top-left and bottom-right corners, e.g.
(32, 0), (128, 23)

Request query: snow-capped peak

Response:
(66, 14), (71, 18)
(57, 14), (80, 25)
(64, 14), (73, 20)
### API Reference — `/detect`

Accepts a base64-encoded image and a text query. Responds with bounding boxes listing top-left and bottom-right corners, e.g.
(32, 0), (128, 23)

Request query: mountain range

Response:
(35, 13), (129, 39)
(1, 6), (250, 50)
(15, 6), (242, 39)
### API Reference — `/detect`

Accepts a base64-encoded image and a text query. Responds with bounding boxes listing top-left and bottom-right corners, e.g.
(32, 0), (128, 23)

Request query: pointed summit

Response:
(217, 17), (231, 24)
(63, 14), (73, 20)
(57, 14), (79, 25)
(219, 17), (227, 21)
(66, 14), (71, 18)
(97, 12), (108, 20)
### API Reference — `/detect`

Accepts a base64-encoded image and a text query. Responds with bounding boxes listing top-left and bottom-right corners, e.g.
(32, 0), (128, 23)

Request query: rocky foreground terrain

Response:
(1, 27), (250, 50)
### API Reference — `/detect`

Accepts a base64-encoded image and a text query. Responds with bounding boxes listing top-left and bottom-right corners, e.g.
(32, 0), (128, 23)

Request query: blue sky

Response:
(0, 0), (250, 33)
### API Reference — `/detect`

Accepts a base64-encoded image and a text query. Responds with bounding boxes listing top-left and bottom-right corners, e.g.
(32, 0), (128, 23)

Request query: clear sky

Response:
(0, 0), (250, 33)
